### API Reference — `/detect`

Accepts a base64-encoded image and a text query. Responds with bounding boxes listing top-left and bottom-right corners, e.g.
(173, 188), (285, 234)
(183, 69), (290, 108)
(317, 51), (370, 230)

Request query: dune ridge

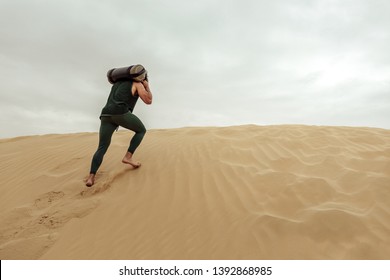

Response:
(0, 125), (389, 259)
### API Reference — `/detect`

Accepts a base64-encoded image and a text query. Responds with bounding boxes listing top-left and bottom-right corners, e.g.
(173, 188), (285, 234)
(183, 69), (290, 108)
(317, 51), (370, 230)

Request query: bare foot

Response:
(122, 151), (141, 168)
(122, 158), (141, 168)
(86, 174), (95, 187)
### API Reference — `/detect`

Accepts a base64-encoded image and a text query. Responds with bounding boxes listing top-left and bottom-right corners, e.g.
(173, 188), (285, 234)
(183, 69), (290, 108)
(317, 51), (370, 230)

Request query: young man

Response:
(86, 65), (153, 187)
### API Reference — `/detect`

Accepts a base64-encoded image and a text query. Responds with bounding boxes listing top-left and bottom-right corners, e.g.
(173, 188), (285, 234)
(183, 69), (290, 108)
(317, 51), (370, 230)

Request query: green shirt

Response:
(100, 80), (139, 116)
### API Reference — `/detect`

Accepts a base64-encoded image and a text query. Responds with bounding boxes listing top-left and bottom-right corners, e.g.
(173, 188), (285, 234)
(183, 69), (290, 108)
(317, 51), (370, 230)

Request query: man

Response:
(86, 64), (153, 187)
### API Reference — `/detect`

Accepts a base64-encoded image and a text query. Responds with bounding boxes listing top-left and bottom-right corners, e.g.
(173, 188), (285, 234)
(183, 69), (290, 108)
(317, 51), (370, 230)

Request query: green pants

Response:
(90, 112), (146, 174)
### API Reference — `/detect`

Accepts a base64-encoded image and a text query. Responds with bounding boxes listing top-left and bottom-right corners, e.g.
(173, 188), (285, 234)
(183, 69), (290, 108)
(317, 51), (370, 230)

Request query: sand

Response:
(0, 125), (389, 260)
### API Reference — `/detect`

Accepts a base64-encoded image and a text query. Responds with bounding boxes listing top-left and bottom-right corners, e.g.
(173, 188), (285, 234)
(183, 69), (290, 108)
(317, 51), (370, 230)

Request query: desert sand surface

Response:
(0, 125), (389, 260)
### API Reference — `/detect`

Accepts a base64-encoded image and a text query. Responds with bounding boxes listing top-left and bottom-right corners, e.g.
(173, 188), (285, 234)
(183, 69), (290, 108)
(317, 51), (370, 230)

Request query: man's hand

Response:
(142, 80), (151, 93)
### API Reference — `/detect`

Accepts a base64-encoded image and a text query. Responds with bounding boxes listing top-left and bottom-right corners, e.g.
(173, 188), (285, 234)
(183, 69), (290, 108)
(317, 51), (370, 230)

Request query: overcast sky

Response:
(1, 0), (389, 138)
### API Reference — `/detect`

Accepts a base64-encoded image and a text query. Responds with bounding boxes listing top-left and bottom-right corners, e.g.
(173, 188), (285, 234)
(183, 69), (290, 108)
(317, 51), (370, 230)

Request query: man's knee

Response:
(137, 124), (146, 134)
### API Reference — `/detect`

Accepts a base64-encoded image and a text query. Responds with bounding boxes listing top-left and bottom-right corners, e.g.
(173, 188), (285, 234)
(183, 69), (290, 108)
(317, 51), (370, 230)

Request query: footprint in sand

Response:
(34, 191), (65, 209)
(0, 189), (98, 259)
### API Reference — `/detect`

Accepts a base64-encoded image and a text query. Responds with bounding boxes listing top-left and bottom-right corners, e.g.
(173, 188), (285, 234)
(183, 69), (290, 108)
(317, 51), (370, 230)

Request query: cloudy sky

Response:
(1, 0), (389, 138)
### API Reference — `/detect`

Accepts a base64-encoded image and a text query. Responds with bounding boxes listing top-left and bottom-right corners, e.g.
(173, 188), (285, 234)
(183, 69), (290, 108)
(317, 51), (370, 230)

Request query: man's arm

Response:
(134, 81), (153, 104)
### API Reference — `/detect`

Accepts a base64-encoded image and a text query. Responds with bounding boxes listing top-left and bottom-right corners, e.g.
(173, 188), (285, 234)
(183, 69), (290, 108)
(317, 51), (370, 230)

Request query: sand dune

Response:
(0, 125), (389, 259)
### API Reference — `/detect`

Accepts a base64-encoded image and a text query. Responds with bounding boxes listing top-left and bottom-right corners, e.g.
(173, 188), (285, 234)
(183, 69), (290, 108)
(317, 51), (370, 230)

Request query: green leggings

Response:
(89, 112), (146, 174)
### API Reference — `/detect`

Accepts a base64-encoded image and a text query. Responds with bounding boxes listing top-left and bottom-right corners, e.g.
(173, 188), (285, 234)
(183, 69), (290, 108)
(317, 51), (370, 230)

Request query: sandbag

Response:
(107, 65), (147, 84)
